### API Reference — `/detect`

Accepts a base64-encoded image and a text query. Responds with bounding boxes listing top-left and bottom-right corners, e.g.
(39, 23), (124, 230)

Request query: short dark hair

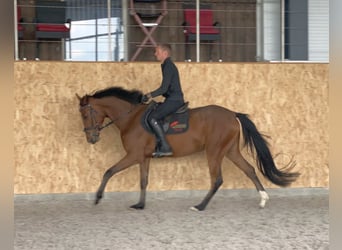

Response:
(157, 43), (172, 55)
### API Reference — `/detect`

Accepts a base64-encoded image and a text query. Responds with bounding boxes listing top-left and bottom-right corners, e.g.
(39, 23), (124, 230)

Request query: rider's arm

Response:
(150, 62), (173, 98)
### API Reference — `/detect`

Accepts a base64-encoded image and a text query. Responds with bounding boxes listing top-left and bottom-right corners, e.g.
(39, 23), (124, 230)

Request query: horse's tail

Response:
(236, 113), (300, 186)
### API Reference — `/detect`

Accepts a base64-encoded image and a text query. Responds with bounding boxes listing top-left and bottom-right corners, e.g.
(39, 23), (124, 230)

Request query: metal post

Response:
(14, 0), (19, 60)
(107, 0), (112, 61)
(95, 8), (98, 61)
(256, 0), (264, 61)
(280, 0), (285, 61)
(196, 0), (200, 62)
(122, 0), (128, 61)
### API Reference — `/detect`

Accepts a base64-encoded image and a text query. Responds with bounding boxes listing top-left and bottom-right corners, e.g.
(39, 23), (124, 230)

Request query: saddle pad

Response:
(141, 102), (190, 135)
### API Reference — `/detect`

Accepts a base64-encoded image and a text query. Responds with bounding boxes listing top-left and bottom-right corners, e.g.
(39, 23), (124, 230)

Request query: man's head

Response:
(154, 44), (172, 62)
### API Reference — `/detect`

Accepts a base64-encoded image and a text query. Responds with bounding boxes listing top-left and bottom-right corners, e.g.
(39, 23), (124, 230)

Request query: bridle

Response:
(80, 103), (135, 133)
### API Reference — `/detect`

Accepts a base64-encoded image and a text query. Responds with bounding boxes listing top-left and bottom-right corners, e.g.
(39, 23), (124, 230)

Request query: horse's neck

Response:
(100, 97), (139, 129)
(101, 98), (129, 116)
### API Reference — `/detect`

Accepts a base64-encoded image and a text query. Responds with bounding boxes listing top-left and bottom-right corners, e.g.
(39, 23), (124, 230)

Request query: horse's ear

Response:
(76, 93), (82, 100)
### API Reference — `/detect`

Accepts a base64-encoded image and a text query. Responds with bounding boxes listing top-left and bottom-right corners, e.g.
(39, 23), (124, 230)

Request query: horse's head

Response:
(77, 93), (103, 144)
(77, 87), (143, 144)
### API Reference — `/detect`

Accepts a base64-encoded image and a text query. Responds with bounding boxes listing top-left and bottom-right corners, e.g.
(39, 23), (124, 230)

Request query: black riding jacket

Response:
(150, 57), (184, 102)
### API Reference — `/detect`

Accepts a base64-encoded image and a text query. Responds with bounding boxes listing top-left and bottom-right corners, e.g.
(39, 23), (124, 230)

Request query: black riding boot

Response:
(149, 118), (173, 157)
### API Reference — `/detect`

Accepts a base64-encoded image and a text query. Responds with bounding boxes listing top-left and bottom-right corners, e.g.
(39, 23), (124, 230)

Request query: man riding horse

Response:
(141, 44), (185, 158)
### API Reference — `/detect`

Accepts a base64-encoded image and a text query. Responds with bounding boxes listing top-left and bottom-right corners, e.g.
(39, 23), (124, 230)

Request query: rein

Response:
(81, 103), (136, 132)
(99, 119), (114, 131)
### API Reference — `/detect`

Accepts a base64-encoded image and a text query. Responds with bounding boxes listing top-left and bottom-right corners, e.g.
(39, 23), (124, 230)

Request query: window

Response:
(66, 18), (124, 61)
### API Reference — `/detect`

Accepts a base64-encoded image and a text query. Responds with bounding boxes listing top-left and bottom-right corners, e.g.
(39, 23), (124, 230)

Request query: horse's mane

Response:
(90, 86), (143, 104)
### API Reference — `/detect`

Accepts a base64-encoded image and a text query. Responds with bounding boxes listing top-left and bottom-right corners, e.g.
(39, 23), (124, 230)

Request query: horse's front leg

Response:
(130, 158), (150, 210)
(95, 155), (138, 205)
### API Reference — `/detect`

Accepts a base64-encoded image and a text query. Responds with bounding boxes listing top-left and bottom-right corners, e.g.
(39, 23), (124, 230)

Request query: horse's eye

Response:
(82, 115), (88, 120)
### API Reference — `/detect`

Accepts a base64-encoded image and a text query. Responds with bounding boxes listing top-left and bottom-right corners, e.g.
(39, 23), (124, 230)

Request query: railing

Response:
(14, 0), (329, 62)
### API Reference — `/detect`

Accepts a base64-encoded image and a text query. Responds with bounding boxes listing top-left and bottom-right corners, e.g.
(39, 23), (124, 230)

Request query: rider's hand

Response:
(141, 94), (150, 103)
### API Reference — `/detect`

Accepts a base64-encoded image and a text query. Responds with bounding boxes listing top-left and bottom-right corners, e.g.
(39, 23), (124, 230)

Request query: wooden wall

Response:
(14, 62), (329, 194)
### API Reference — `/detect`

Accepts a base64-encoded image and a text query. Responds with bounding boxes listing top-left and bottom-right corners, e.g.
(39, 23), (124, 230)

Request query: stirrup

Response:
(152, 150), (173, 158)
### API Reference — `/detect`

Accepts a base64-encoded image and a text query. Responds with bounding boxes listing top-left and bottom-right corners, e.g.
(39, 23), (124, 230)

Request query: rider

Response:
(141, 43), (185, 157)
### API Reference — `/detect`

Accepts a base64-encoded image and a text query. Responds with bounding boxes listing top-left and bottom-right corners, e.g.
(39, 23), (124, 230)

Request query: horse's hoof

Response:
(190, 203), (206, 211)
(190, 206), (199, 212)
(259, 191), (269, 208)
(130, 203), (145, 210)
(94, 193), (103, 205)
(190, 205), (206, 211)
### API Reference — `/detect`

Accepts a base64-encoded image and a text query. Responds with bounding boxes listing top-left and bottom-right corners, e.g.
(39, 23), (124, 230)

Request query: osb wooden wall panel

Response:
(14, 62), (329, 194)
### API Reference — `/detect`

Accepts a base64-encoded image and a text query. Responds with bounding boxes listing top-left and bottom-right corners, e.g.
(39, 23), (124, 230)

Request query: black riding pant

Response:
(149, 99), (184, 121)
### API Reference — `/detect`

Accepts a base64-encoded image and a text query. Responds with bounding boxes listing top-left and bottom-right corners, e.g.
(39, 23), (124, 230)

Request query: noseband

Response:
(80, 104), (106, 133)
(80, 103), (135, 133)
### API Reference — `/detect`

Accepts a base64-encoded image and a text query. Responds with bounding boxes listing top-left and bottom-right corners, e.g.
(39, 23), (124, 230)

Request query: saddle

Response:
(141, 101), (190, 135)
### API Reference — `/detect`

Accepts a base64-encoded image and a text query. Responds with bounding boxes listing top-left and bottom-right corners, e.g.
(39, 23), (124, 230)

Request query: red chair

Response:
(35, 0), (71, 59)
(183, 4), (222, 62)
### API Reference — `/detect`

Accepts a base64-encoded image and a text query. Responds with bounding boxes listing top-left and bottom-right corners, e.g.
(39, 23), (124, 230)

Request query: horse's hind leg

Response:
(226, 142), (269, 208)
(191, 155), (224, 211)
(130, 158), (150, 210)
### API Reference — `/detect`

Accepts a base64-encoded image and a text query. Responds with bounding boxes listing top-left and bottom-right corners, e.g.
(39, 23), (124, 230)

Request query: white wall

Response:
(258, 0), (281, 61)
(308, 0), (329, 61)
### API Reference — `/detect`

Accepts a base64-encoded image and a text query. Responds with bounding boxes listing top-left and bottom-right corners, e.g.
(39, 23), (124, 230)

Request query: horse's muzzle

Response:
(85, 131), (100, 144)
(88, 137), (99, 144)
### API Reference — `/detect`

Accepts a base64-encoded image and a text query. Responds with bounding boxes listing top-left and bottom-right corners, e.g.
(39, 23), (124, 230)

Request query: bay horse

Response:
(77, 86), (299, 211)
